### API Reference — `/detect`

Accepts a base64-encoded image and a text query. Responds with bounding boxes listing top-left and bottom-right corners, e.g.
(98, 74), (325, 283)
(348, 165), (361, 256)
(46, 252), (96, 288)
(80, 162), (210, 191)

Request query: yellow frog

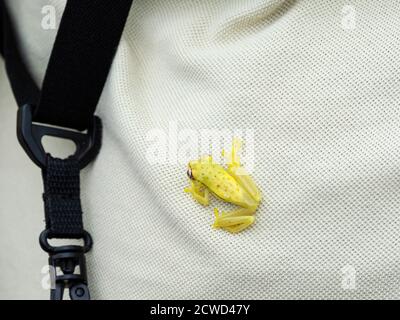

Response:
(184, 139), (261, 233)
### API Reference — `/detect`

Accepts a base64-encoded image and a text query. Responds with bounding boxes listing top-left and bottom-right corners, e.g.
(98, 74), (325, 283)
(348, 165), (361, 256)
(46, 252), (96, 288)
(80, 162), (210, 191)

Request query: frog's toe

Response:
(213, 214), (254, 232)
(224, 220), (254, 233)
(212, 208), (221, 228)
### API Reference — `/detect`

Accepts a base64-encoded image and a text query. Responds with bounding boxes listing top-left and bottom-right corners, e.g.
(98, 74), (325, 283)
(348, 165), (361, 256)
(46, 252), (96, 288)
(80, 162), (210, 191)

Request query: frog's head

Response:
(187, 161), (199, 180)
(188, 156), (212, 181)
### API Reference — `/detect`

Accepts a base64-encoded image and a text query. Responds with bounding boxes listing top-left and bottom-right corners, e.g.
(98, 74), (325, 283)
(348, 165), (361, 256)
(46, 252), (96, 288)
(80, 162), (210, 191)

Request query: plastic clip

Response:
(40, 230), (92, 300)
(17, 104), (101, 169)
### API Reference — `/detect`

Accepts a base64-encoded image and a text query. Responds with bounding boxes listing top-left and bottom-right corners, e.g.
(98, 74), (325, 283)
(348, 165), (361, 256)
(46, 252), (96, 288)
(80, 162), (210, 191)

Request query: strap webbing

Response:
(1, 0), (133, 131)
(42, 155), (83, 239)
(1, 0), (133, 300)
(36, 0), (133, 131)
(0, 1), (40, 107)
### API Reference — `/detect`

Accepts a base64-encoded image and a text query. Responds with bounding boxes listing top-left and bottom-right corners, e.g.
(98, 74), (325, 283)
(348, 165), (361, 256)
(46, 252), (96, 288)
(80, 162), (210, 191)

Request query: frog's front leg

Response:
(223, 138), (261, 203)
(184, 180), (209, 206)
(213, 207), (256, 233)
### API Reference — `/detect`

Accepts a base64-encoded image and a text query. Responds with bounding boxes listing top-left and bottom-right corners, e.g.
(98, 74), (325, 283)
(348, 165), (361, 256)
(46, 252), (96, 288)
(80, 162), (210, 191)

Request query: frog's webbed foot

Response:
(222, 138), (242, 168)
(222, 138), (262, 203)
(213, 207), (255, 233)
(184, 180), (209, 206)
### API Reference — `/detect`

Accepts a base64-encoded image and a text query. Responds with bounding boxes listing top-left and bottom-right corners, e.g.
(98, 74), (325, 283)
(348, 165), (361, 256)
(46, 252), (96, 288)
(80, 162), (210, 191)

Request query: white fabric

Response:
(1, 0), (400, 299)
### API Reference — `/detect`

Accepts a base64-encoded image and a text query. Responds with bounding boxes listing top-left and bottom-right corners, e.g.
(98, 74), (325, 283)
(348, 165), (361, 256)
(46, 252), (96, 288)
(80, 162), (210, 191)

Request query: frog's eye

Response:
(187, 168), (194, 180)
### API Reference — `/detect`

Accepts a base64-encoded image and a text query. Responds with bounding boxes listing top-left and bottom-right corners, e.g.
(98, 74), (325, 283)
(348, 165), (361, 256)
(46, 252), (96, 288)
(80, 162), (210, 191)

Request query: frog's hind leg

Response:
(228, 166), (261, 203)
(223, 138), (261, 203)
(184, 180), (209, 206)
(213, 207), (255, 233)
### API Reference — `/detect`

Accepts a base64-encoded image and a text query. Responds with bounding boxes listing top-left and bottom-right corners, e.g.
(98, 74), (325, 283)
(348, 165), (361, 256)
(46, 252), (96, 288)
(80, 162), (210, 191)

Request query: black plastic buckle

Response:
(46, 244), (90, 300)
(40, 229), (93, 300)
(17, 104), (102, 169)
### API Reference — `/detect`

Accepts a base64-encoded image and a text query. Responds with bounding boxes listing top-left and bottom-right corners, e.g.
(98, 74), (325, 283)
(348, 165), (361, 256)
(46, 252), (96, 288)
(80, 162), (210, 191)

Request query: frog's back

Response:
(193, 161), (255, 207)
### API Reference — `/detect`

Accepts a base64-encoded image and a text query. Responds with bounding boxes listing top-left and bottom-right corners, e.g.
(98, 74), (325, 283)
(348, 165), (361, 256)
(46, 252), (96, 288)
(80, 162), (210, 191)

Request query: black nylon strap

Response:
(35, 0), (133, 131)
(1, 0), (132, 240)
(0, 1), (40, 107)
(1, 0), (133, 131)
(1, 0), (133, 300)
(42, 155), (84, 239)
